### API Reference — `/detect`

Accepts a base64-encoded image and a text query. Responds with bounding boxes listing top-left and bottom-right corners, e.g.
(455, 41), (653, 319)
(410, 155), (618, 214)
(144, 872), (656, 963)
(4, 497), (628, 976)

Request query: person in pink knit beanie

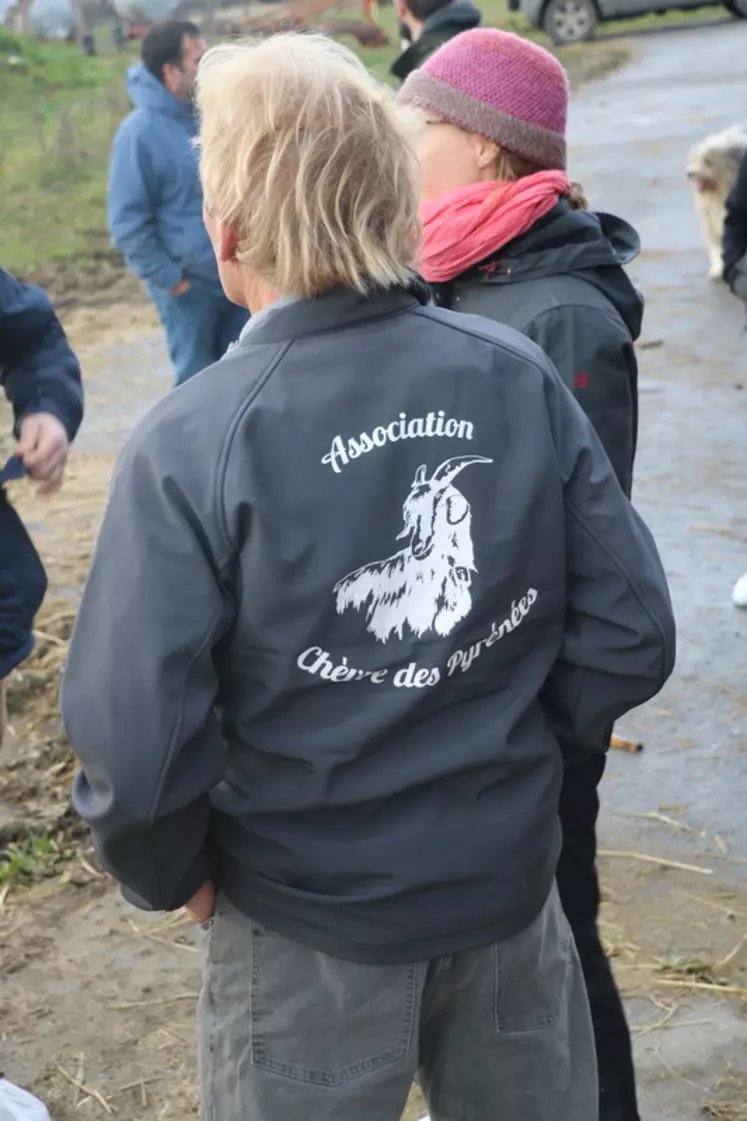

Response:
(400, 26), (569, 175)
(400, 29), (645, 1121)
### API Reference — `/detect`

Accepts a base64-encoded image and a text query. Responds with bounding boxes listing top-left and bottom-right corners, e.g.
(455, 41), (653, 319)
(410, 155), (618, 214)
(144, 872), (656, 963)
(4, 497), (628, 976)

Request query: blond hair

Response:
(195, 33), (421, 298)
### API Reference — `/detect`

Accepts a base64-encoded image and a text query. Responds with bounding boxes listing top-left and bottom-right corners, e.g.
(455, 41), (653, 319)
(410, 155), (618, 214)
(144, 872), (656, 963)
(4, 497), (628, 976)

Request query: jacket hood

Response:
(390, 0), (481, 80)
(126, 63), (195, 123)
(492, 202), (644, 340)
(423, 0), (482, 33)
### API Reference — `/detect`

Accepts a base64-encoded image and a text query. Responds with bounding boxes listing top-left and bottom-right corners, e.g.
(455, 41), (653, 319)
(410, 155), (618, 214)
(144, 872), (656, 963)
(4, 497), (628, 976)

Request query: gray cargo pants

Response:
(198, 885), (598, 1121)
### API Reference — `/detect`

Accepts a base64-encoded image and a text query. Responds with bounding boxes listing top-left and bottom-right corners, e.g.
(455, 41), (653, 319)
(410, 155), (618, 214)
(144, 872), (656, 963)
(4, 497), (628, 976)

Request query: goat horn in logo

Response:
(431, 455), (493, 488)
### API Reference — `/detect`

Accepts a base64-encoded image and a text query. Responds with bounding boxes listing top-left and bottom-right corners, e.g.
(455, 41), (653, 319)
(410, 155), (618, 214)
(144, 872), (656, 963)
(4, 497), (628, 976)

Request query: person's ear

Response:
(473, 135), (501, 172)
(217, 219), (239, 264)
(396, 0), (408, 17)
(162, 62), (178, 94)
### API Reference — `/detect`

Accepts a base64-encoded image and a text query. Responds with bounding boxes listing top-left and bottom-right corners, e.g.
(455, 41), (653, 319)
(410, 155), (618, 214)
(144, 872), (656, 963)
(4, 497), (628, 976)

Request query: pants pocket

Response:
(493, 885), (572, 1033)
(250, 922), (419, 1086)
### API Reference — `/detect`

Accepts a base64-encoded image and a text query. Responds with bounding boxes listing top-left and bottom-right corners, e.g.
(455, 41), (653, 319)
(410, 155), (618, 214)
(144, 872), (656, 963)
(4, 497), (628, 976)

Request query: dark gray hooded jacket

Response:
(390, 0), (482, 83)
(431, 202), (643, 497)
(62, 282), (674, 964)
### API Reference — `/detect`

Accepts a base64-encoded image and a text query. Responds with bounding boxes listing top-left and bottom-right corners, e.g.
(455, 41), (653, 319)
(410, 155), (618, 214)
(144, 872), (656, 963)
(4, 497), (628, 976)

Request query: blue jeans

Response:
(150, 284), (249, 386)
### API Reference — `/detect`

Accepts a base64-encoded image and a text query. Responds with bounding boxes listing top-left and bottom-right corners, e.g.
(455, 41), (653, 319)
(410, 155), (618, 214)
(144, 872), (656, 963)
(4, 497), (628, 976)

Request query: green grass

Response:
(0, 3), (729, 278)
(0, 28), (136, 273)
(0, 831), (60, 884)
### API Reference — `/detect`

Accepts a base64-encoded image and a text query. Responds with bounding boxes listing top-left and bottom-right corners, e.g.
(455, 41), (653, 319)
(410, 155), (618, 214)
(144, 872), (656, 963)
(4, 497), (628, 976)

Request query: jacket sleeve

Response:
(538, 356), (675, 750)
(525, 304), (636, 497)
(723, 151), (747, 290)
(61, 425), (235, 910)
(0, 269), (84, 441)
(108, 124), (183, 293)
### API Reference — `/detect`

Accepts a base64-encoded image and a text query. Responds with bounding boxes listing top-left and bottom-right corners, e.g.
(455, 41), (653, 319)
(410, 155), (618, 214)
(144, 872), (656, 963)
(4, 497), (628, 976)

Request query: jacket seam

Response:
(242, 303), (419, 347)
(413, 304), (552, 375)
(140, 345), (290, 903)
(214, 340), (293, 565)
(564, 495), (670, 677)
(141, 598), (225, 907)
(461, 273), (634, 333)
(525, 302), (628, 337)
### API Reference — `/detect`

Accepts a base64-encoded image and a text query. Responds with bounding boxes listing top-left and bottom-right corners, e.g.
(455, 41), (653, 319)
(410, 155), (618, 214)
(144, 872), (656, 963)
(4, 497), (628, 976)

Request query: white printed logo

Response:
(333, 455), (493, 643)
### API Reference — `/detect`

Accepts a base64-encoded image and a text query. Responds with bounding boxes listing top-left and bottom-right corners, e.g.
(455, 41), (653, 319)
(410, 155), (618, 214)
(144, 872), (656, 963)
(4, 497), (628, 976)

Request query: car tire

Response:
(542, 0), (598, 42)
(724, 0), (747, 16)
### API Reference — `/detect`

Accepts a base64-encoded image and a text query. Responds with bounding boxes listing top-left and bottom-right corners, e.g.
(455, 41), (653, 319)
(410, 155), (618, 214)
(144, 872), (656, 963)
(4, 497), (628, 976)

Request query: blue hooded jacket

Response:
(108, 64), (221, 295)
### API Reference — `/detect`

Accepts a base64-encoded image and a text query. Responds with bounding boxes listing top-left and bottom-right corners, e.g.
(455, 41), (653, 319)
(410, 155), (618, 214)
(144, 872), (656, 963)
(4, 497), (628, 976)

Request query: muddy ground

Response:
(3, 19), (747, 1121)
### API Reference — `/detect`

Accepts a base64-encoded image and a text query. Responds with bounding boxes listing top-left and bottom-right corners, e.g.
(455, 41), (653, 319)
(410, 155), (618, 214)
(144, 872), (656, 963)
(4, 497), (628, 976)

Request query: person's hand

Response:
(185, 879), (215, 923)
(171, 279), (191, 297)
(17, 413), (69, 495)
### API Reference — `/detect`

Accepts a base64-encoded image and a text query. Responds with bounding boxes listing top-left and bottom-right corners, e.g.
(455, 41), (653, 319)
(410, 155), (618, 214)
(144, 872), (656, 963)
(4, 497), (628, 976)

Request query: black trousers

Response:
(556, 754), (641, 1121)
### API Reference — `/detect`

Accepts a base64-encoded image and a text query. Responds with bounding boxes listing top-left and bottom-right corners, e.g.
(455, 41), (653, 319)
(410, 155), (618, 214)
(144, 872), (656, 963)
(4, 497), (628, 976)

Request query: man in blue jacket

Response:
(0, 268), (83, 741)
(108, 21), (248, 386)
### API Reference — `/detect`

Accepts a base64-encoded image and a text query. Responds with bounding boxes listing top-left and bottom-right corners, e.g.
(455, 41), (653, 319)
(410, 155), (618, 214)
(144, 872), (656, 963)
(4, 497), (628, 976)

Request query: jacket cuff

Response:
(140, 262), (183, 295)
(14, 395), (84, 444)
(114, 847), (211, 913)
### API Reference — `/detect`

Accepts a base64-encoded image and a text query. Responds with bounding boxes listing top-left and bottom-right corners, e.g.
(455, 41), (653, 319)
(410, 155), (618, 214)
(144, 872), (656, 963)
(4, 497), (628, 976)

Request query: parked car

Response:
(509, 0), (745, 43)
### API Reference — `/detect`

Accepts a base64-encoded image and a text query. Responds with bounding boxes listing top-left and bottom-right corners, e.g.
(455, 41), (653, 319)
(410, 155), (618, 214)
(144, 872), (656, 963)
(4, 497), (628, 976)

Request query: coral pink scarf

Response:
(419, 171), (571, 283)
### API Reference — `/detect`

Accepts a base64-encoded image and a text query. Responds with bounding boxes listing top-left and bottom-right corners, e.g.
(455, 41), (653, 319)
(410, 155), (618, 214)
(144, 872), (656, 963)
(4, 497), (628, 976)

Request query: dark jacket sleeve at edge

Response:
(537, 356), (675, 751)
(723, 151), (747, 288)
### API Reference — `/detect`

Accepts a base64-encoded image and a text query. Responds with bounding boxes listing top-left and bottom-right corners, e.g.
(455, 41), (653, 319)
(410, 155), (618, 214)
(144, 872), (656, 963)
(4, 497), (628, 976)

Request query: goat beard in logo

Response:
(333, 455), (493, 643)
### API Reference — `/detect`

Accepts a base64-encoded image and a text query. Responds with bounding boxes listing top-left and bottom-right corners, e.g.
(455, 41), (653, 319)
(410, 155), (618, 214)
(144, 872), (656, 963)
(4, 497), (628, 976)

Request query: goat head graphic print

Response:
(334, 455), (493, 643)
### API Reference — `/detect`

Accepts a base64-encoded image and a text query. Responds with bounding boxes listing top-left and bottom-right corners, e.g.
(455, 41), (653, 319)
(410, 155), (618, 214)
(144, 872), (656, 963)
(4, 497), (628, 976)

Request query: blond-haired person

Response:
(62, 33), (674, 1121)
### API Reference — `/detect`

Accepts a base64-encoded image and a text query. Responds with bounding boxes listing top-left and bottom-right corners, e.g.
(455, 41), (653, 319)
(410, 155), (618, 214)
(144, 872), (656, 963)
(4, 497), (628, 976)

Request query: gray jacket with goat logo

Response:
(62, 282), (675, 964)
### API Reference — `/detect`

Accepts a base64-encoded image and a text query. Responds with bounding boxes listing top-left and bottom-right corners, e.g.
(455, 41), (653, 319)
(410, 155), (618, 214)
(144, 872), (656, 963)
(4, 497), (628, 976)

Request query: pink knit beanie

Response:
(398, 29), (569, 171)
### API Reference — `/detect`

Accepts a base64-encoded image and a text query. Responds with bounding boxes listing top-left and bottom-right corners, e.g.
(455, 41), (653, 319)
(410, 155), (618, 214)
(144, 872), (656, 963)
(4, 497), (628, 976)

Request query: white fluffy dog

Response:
(687, 125), (747, 280)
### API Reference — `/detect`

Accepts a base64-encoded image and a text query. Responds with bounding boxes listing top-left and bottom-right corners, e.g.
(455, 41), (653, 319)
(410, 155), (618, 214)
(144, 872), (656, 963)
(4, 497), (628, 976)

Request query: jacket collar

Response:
(126, 63), (196, 125)
(237, 278), (431, 346)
